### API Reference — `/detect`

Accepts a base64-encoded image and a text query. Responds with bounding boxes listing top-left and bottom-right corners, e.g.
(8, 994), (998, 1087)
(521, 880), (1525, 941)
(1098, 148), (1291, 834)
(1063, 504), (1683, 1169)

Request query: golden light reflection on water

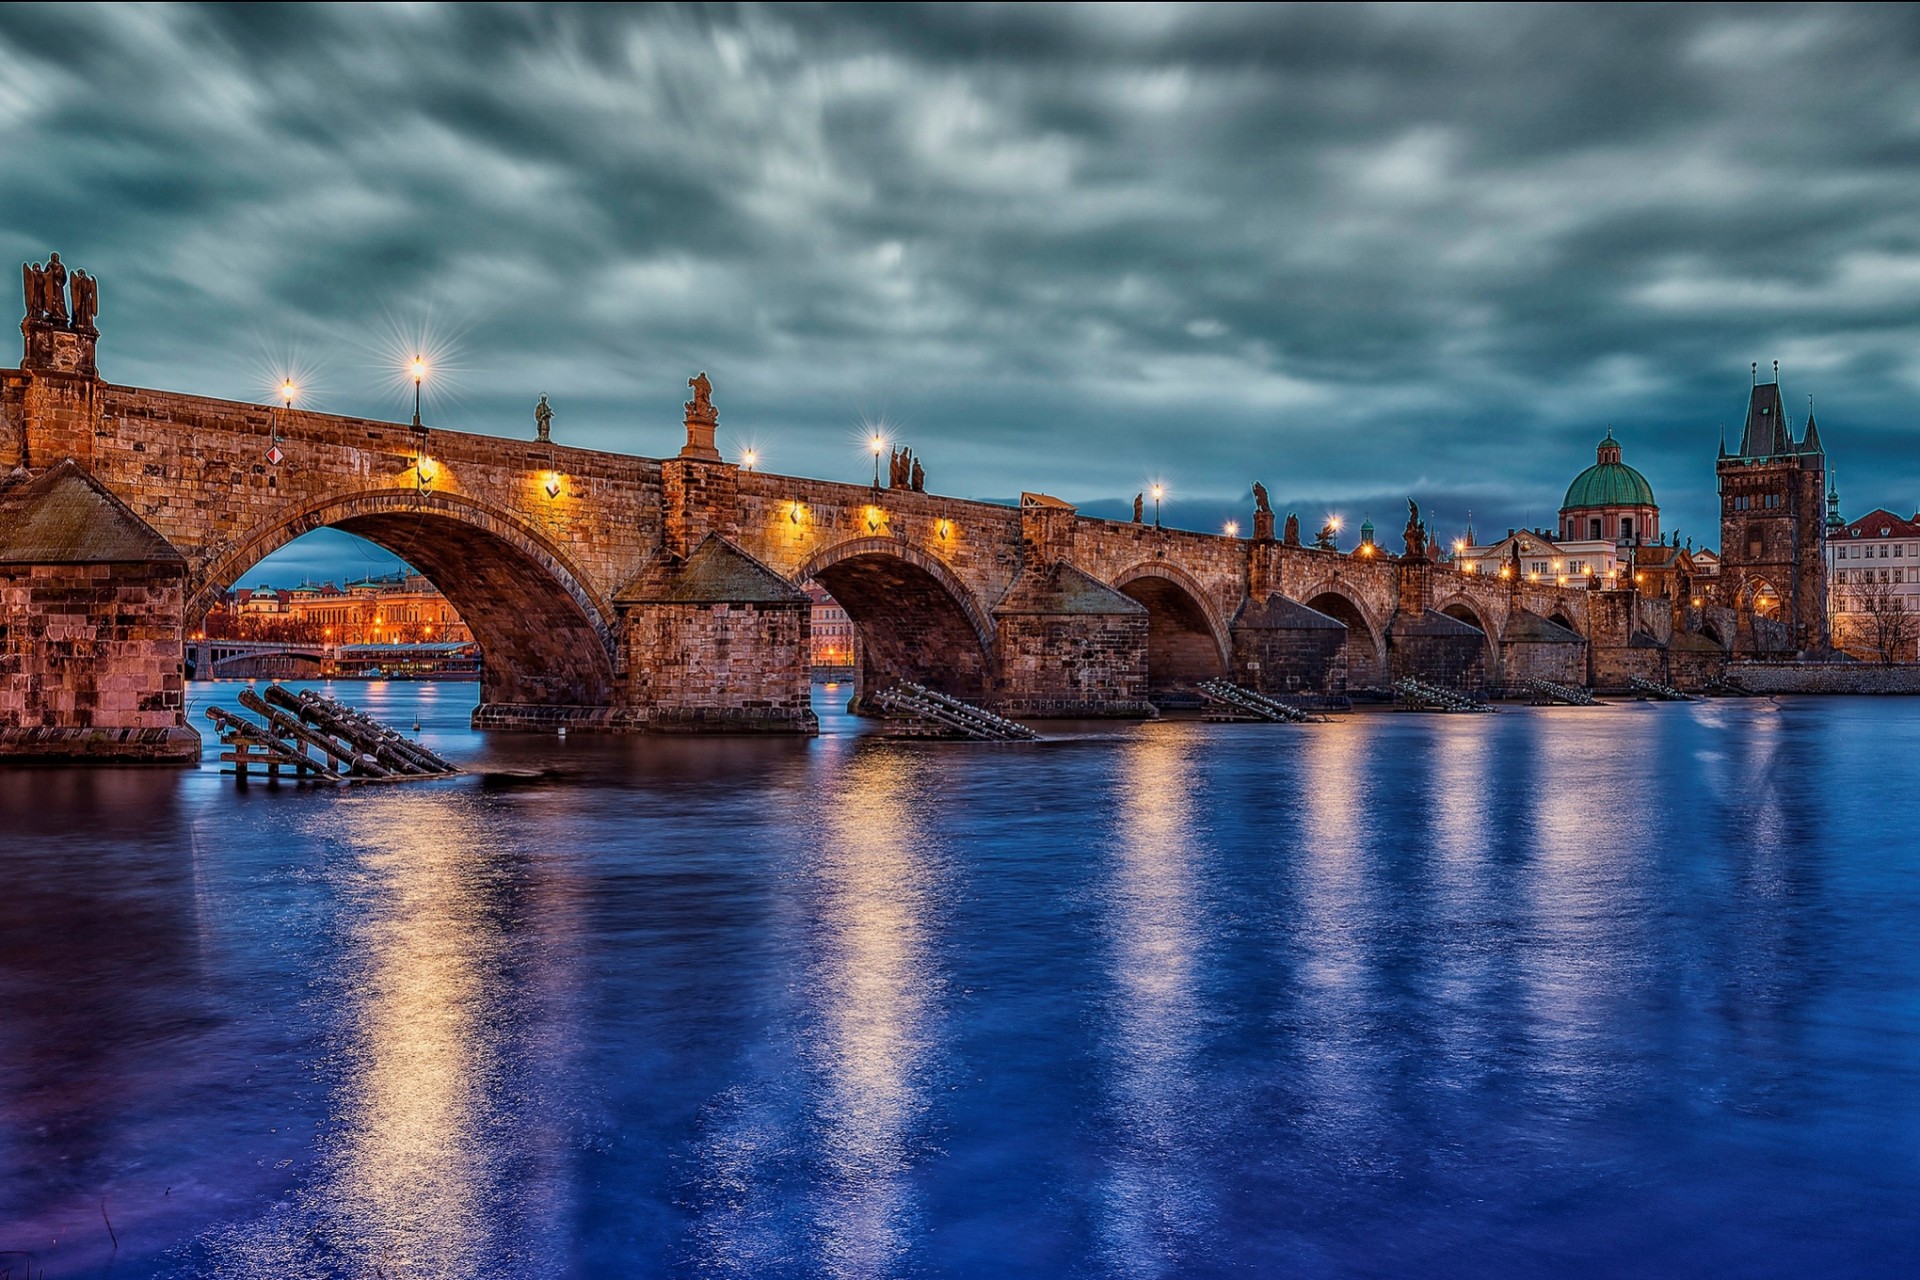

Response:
(810, 746), (939, 1278)
(1290, 720), (1387, 1165)
(211, 792), (516, 1277)
(331, 796), (502, 1276)
(1100, 727), (1208, 1271)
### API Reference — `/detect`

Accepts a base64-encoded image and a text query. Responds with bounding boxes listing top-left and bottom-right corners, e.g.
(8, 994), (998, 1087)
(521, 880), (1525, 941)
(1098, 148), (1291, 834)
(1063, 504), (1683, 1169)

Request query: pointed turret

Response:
(1827, 470), (1843, 530)
(1800, 410), (1824, 455)
(1737, 381), (1791, 458)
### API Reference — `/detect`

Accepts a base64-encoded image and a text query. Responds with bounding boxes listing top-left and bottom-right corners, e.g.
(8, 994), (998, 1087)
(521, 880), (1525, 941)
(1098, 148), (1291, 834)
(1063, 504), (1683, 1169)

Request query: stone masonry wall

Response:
(1730, 661), (1920, 694)
(621, 600), (815, 730)
(0, 561), (198, 760)
(992, 613), (1152, 717)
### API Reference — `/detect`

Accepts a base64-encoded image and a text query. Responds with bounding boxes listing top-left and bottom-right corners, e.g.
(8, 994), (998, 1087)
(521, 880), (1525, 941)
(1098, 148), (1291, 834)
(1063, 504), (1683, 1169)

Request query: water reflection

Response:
(1097, 726), (1211, 1273)
(1289, 719), (1386, 1171)
(683, 739), (944, 1279)
(1515, 715), (1654, 1114)
(199, 791), (572, 1277)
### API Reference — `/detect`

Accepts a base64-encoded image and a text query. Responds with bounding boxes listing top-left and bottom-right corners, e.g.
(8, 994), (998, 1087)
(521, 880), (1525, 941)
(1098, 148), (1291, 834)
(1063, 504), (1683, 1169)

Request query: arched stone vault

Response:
(796, 537), (995, 703)
(194, 487), (619, 706)
(1110, 561), (1231, 692)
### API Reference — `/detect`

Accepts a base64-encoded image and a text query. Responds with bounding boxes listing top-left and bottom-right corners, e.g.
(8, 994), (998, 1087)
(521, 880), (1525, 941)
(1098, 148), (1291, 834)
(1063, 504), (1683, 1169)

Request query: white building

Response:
(1827, 507), (1920, 660)
(1451, 529), (1624, 588)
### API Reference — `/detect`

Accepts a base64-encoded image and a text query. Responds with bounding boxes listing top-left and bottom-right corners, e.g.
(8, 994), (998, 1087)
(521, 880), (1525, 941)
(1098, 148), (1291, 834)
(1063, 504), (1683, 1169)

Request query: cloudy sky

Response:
(6, 3), (1919, 579)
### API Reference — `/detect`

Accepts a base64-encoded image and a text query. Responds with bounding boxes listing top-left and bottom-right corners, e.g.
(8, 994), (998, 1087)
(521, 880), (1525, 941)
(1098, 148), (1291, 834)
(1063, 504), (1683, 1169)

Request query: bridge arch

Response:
(192, 487), (619, 707)
(796, 537), (994, 706)
(1436, 594), (1501, 643)
(1437, 594), (1501, 684)
(1299, 579), (1388, 691)
(1111, 561), (1231, 697)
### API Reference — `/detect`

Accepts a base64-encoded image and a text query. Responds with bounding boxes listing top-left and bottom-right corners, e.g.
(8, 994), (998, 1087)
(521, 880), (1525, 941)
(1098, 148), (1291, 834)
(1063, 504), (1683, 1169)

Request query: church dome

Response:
(1562, 430), (1655, 511)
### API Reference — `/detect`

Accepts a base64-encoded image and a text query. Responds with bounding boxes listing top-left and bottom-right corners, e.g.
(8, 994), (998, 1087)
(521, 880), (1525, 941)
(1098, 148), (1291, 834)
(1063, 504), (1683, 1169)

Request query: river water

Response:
(2, 683), (1916, 1278)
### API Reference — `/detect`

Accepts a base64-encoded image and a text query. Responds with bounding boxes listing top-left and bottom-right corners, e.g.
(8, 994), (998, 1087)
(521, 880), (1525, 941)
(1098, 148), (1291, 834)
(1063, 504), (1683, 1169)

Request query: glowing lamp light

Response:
(866, 505), (883, 533)
(415, 455), (437, 486)
(741, 448), (758, 471)
(869, 435), (886, 455)
(279, 379), (297, 408)
(544, 472), (562, 499)
(1224, 520), (1240, 538)
(1328, 515), (1342, 532)
(410, 356), (427, 383)
(937, 518), (952, 541)
(789, 502), (804, 525)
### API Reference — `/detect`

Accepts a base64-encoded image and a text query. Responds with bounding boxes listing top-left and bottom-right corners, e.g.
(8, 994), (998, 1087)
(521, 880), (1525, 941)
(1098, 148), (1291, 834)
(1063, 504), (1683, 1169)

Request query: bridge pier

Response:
(0, 462), (200, 762)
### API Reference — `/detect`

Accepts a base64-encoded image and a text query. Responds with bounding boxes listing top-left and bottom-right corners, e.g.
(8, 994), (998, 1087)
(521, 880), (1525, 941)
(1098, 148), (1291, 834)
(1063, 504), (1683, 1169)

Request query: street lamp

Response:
(280, 379), (296, 409)
(869, 434), (886, 488)
(410, 355), (427, 430)
(1151, 483), (1164, 527)
(741, 447), (758, 471)
(1224, 520), (1239, 538)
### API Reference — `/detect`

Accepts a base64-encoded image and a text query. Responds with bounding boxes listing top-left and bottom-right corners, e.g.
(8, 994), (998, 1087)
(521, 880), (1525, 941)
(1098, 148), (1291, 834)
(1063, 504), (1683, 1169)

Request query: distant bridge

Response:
(1, 292), (1713, 759)
(186, 639), (329, 680)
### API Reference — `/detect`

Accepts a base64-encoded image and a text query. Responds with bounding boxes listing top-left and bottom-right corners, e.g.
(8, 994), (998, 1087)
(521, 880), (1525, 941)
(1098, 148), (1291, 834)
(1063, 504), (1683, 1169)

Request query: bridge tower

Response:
(1717, 371), (1829, 655)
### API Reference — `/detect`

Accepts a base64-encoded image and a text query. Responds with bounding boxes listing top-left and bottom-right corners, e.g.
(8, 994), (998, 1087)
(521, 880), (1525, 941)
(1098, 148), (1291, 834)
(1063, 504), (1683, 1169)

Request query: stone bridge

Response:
(1, 310), (1703, 760)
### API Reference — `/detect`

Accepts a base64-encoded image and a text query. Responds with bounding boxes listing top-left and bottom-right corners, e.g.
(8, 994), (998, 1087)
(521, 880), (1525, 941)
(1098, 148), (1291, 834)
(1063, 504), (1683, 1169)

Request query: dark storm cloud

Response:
(6, 1), (1920, 559)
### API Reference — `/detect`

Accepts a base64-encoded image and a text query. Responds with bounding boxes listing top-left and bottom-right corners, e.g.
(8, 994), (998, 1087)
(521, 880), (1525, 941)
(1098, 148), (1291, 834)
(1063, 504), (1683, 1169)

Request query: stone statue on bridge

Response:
(1133, 493), (1144, 524)
(1283, 512), (1300, 547)
(686, 372), (716, 425)
(1251, 482), (1275, 541)
(22, 257), (64, 324)
(889, 445), (924, 490)
(40, 253), (69, 325)
(535, 393), (553, 442)
(69, 269), (97, 333)
(1403, 499), (1429, 561)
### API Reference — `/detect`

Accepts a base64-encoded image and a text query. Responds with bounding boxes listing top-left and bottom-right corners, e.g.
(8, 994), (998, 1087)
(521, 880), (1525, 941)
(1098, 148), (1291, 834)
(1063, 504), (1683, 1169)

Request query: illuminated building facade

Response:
(208, 573), (472, 645)
(804, 580), (855, 670)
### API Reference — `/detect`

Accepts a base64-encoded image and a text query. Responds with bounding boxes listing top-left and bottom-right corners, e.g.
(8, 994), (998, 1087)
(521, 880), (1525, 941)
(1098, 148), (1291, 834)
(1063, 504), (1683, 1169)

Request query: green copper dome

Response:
(1562, 431), (1655, 511)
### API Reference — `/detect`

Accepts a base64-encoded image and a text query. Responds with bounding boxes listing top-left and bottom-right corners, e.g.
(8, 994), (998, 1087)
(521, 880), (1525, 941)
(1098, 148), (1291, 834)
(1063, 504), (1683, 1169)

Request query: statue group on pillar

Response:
(1402, 499), (1430, 561)
(685, 371), (717, 425)
(22, 252), (97, 333)
(888, 445), (925, 492)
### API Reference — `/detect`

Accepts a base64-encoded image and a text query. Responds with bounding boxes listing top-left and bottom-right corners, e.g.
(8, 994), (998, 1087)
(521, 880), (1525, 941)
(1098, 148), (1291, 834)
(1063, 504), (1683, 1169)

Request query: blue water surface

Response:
(1, 683), (1916, 1277)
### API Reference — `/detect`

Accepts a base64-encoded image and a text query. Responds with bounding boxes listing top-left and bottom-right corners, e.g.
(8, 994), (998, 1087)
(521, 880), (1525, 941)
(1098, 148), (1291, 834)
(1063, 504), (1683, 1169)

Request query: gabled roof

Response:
(0, 459), (182, 564)
(1737, 382), (1792, 458)
(1390, 608), (1485, 638)
(1232, 593), (1347, 632)
(613, 534), (805, 604)
(1502, 609), (1584, 644)
(1837, 509), (1920, 541)
(993, 561), (1145, 616)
